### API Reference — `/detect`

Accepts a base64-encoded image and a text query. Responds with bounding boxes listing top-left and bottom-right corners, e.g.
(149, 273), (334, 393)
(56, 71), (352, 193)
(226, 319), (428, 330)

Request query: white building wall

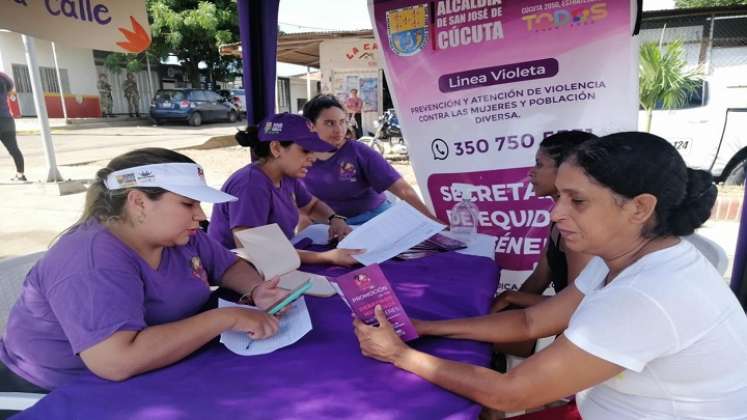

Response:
(319, 38), (383, 135)
(0, 31), (100, 117)
(289, 76), (319, 114)
(643, 0), (674, 11)
(0, 31), (97, 95)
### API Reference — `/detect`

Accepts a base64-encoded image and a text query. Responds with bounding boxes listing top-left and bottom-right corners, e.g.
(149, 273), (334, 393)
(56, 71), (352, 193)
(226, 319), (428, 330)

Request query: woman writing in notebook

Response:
(354, 132), (747, 418)
(207, 112), (361, 266)
(302, 94), (438, 224)
(0, 148), (287, 391)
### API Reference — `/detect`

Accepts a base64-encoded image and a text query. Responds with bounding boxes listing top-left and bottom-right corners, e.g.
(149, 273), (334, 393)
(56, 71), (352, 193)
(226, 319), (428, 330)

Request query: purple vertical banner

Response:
(236, 0), (279, 125)
(731, 185), (747, 310)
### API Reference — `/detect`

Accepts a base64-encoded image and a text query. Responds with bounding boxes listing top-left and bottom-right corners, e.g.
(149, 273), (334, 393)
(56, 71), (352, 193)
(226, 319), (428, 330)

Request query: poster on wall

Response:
(346, 75), (361, 94)
(369, 0), (639, 284)
(359, 77), (379, 112)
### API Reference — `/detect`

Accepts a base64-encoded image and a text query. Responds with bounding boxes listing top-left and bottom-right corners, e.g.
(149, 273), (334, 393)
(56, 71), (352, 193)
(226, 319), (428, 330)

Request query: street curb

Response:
(180, 135), (238, 151)
(16, 118), (149, 136)
(711, 195), (743, 222)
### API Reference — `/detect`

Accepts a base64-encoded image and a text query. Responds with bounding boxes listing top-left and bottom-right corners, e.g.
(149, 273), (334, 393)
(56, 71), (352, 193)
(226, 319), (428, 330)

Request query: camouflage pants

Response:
(126, 95), (139, 116)
(99, 93), (112, 115)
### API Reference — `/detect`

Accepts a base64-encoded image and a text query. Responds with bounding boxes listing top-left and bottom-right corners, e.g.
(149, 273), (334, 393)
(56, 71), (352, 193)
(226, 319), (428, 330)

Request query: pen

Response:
(265, 279), (313, 315)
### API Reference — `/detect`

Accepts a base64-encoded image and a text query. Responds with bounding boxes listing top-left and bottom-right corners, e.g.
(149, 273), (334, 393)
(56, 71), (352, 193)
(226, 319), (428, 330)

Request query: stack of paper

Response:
(337, 201), (445, 265)
(396, 232), (468, 260)
(233, 224), (336, 297)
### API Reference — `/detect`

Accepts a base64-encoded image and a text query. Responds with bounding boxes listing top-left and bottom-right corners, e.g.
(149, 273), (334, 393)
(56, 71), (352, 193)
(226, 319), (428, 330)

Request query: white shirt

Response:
(565, 239), (747, 420)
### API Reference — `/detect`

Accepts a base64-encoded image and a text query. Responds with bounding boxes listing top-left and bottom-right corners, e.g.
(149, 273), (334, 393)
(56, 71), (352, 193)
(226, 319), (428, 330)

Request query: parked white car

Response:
(640, 73), (747, 185)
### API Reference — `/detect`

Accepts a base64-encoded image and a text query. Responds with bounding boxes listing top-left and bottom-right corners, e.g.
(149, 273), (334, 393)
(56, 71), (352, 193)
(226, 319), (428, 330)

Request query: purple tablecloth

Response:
(15, 251), (498, 420)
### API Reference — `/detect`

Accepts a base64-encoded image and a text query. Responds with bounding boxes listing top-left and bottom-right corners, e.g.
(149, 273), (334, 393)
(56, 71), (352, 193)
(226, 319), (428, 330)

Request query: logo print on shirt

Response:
(190, 256), (209, 286)
(338, 162), (357, 182)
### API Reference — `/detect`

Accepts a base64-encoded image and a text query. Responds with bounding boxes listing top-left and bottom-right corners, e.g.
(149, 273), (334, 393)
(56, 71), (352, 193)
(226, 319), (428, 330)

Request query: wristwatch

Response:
(328, 213), (347, 223)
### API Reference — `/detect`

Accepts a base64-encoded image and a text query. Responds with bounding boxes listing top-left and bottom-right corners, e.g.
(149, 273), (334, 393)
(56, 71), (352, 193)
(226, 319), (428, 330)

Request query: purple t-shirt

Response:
(0, 220), (237, 390)
(303, 140), (401, 218)
(208, 163), (313, 247)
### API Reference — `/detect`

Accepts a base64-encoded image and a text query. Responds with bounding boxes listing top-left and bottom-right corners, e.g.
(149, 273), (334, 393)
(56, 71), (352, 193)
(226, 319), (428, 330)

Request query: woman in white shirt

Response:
(353, 131), (747, 419)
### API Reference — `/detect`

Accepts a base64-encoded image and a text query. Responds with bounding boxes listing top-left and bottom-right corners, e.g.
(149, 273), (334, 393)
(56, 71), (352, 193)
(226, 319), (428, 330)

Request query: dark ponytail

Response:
(669, 168), (718, 236)
(568, 132), (717, 238)
(235, 125), (291, 158)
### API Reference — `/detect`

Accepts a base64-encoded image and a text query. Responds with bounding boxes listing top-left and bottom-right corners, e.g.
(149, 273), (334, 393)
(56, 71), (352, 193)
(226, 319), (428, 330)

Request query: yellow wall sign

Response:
(1, 0), (151, 53)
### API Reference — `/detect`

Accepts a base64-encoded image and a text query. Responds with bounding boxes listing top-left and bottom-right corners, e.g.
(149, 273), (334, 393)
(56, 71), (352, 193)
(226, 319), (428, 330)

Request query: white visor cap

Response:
(104, 163), (237, 203)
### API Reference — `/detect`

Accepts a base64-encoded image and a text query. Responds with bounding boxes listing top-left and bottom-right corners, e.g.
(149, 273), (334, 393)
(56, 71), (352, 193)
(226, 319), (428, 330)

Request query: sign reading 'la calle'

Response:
(1, 0), (151, 53)
(43, 0), (114, 25)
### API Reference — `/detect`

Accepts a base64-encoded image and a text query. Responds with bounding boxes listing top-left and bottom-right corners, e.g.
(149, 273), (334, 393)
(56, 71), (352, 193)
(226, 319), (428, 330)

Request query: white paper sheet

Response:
(292, 224), (331, 245)
(218, 297), (312, 356)
(292, 224), (361, 246)
(437, 230), (498, 261)
(337, 201), (446, 265)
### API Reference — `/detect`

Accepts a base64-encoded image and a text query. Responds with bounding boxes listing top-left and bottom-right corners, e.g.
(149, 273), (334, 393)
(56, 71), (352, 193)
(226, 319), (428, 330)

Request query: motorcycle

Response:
(358, 109), (408, 159)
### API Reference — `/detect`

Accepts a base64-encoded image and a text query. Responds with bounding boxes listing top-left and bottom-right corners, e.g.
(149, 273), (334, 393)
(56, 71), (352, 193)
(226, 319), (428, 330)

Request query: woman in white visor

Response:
(0, 148), (287, 391)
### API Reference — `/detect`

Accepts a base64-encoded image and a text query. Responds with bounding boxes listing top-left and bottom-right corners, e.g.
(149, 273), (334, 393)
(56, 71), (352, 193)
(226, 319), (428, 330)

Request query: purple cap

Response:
(258, 113), (336, 152)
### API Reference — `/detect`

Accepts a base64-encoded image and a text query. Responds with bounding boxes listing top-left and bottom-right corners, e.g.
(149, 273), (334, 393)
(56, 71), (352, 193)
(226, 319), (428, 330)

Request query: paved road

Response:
(0, 121), (243, 182)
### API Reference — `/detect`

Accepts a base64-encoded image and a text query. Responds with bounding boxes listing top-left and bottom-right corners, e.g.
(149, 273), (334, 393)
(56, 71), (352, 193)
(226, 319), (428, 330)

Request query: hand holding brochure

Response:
(331, 264), (418, 341)
(337, 201), (445, 265)
(233, 224), (336, 297)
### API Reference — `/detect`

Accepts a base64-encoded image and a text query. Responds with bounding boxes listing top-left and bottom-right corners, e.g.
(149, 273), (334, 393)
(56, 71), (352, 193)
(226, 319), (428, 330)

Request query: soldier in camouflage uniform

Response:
(97, 73), (113, 117)
(122, 72), (140, 118)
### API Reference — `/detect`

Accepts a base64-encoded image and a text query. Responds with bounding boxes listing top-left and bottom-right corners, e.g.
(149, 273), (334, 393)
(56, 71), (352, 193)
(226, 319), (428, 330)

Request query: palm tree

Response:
(639, 39), (702, 132)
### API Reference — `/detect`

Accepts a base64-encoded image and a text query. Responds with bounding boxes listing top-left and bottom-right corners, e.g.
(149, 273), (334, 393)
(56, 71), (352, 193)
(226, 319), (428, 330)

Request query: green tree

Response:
(148, 0), (241, 87)
(102, 52), (148, 75)
(639, 40), (702, 132)
(100, 1), (241, 87)
(675, 0), (747, 7)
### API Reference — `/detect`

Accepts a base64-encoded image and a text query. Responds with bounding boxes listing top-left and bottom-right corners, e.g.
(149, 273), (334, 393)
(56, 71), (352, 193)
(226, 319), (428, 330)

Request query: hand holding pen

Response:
(244, 279), (313, 349)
